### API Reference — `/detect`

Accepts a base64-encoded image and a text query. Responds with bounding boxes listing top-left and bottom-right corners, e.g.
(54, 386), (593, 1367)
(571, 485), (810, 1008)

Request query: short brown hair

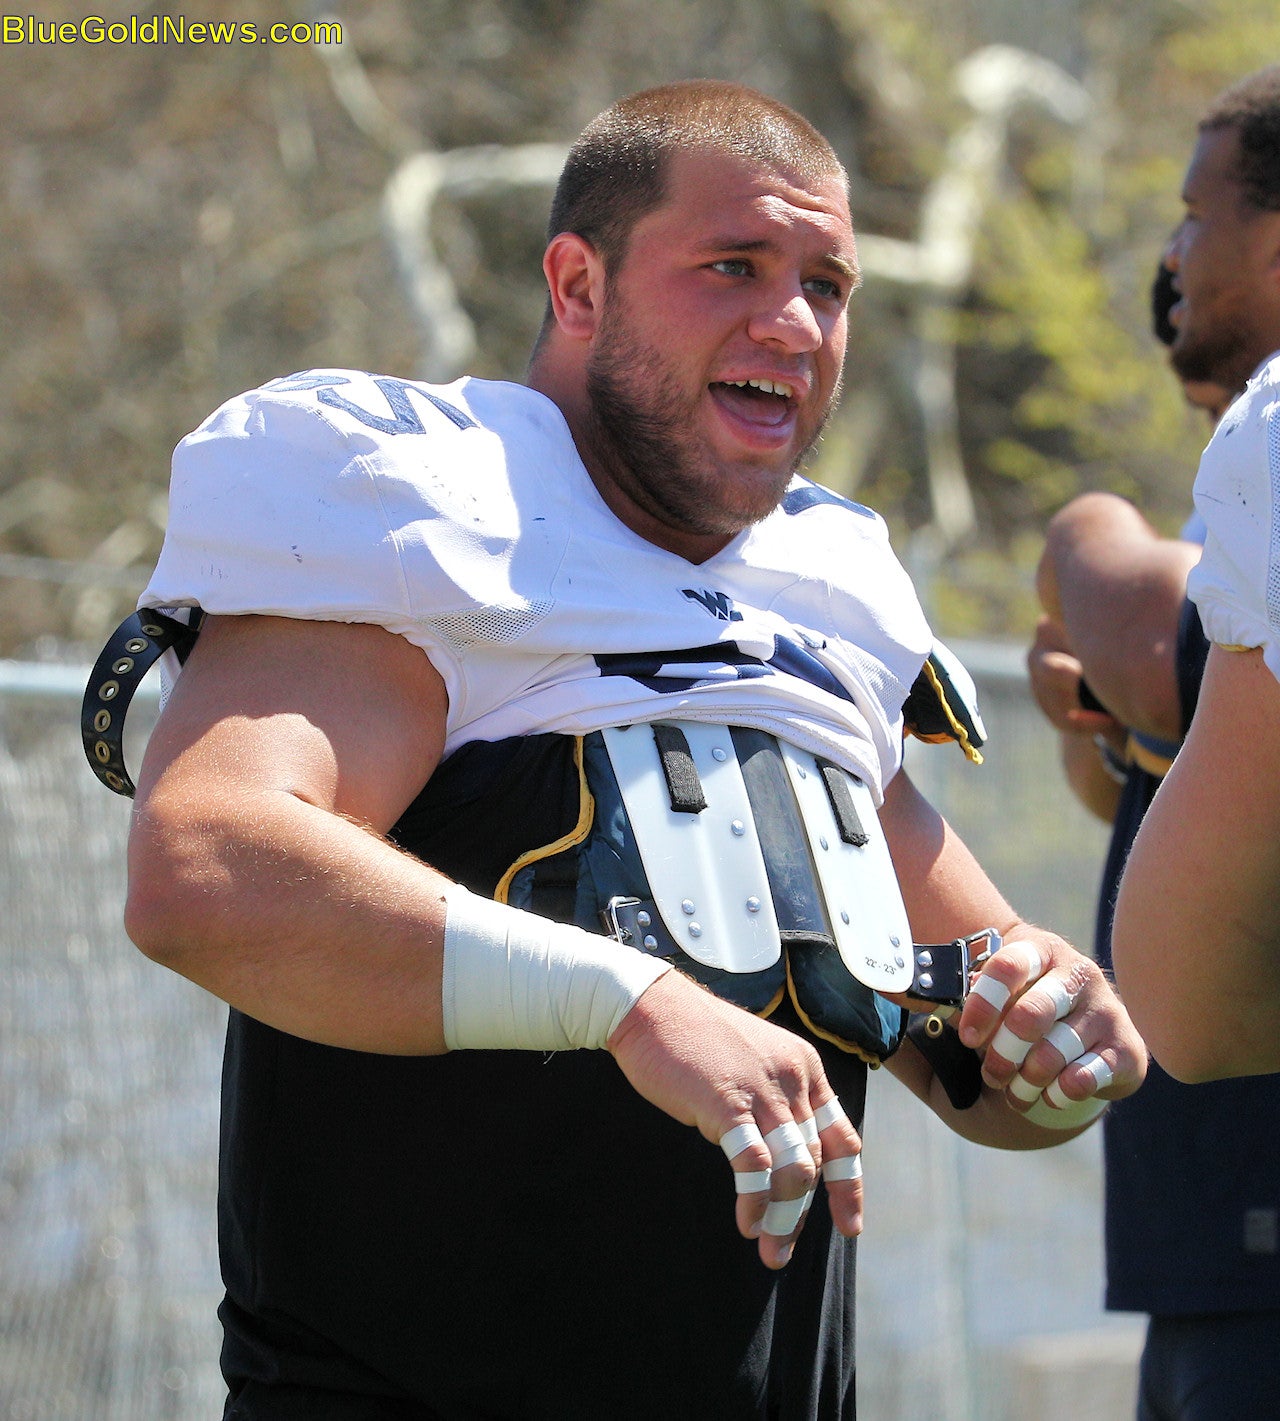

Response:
(1200, 65), (1280, 212)
(547, 79), (847, 269)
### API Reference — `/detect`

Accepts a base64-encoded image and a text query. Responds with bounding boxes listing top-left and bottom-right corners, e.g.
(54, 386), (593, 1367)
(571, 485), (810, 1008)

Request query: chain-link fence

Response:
(0, 648), (1142, 1421)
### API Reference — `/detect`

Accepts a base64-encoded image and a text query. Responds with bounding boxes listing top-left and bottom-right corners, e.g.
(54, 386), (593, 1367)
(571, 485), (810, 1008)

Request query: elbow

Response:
(123, 870), (190, 970)
(124, 806), (231, 976)
(1120, 1004), (1216, 1084)
(1145, 1035), (1244, 1086)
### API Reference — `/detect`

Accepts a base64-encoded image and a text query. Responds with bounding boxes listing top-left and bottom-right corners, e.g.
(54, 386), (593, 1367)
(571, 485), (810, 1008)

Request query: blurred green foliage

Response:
(0, 0), (1275, 652)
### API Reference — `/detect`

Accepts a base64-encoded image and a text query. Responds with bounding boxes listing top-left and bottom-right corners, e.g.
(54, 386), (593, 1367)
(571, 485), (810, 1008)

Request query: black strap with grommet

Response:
(905, 1013), (984, 1110)
(80, 609), (203, 797)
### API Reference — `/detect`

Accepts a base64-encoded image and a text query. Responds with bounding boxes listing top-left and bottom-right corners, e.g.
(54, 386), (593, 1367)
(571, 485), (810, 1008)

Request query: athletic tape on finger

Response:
(797, 1116), (819, 1148)
(1077, 1051), (1114, 1092)
(822, 1154), (863, 1183)
(1026, 1094), (1108, 1130)
(812, 1098), (848, 1132)
(969, 974), (1011, 1012)
(970, 940), (1045, 1015)
(1038, 976), (1075, 1022)
(1045, 1078), (1074, 1112)
(762, 1195), (808, 1236)
(991, 1024), (1034, 1066)
(1008, 1072), (1044, 1104)
(1045, 1021), (1087, 1065)
(720, 1122), (766, 1161)
(734, 1170), (772, 1195)
(1007, 942), (1045, 983)
(1046, 1053), (1113, 1111)
(765, 1121), (812, 1171)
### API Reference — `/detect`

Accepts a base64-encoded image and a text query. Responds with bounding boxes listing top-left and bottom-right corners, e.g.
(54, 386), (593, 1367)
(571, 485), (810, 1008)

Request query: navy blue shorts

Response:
(1138, 1312), (1280, 1421)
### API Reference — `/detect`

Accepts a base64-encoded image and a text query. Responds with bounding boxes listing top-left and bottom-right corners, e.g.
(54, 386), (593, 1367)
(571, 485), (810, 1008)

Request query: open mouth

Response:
(709, 377), (798, 430)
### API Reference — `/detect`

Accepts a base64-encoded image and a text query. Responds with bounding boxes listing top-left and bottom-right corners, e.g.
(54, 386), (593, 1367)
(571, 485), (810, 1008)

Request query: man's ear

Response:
(543, 232), (606, 342)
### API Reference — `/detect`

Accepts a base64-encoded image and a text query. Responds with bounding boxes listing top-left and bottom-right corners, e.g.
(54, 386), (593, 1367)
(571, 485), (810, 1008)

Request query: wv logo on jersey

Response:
(682, 588), (743, 623)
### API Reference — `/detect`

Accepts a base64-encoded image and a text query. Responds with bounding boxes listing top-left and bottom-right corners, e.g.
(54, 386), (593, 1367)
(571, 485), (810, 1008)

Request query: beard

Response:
(1170, 302), (1261, 394)
(582, 304), (836, 543)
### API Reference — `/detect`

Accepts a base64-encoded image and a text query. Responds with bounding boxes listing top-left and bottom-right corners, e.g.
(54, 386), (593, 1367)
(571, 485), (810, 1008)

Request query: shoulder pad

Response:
(902, 640), (986, 764)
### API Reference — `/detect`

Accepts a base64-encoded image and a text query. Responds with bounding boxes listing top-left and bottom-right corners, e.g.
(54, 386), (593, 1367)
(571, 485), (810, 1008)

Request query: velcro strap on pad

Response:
(651, 722), (707, 813)
(816, 759), (869, 845)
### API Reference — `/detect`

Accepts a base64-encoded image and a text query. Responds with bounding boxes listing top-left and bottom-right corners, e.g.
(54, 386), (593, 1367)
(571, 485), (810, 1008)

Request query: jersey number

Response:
(267, 373), (478, 435)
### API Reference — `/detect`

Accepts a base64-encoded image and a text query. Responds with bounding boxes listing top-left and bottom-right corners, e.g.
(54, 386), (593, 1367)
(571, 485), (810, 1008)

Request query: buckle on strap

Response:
(606, 897), (1001, 1011)
(603, 896), (677, 956)
(908, 928), (1001, 1033)
(81, 609), (203, 797)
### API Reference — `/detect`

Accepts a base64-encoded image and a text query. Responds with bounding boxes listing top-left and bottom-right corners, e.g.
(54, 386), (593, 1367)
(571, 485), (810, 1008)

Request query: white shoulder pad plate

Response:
(777, 744), (914, 994)
(601, 724), (782, 973)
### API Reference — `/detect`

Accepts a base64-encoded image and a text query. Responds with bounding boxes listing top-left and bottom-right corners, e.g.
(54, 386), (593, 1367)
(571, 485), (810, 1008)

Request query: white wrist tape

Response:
(441, 885), (671, 1052)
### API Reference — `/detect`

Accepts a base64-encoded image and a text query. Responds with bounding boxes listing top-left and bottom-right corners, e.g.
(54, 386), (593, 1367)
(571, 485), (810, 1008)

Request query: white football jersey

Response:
(1188, 351), (1280, 685)
(142, 370), (934, 800)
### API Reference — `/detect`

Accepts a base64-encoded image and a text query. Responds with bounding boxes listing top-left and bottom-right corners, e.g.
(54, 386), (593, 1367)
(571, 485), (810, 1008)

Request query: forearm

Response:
(880, 768), (1144, 1140)
(880, 769), (1023, 943)
(1038, 493), (1198, 741)
(1059, 727), (1123, 824)
(127, 785), (454, 1054)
